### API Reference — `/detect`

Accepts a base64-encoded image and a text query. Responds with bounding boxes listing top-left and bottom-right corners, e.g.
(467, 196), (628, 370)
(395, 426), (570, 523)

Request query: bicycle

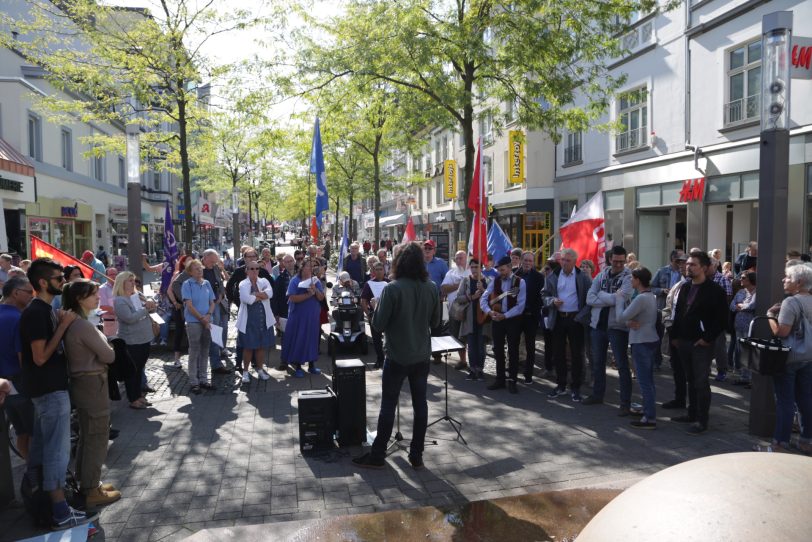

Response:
(3, 404), (23, 460)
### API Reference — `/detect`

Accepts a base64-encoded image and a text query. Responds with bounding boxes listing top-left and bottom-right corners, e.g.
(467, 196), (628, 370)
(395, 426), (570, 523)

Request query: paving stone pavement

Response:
(2, 324), (760, 542)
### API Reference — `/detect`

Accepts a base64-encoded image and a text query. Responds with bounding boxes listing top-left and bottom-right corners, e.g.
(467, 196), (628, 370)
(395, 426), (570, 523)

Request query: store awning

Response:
(378, 213), (406, 227)
(0, 137), (35, 177)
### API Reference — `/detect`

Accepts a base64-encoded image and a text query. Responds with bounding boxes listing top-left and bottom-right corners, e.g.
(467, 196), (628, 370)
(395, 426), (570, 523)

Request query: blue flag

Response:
(310, 117), (328, 228)
(487, 218), (513, 260)
(160, 200), (179, 293)
(337, 216), (349, 273)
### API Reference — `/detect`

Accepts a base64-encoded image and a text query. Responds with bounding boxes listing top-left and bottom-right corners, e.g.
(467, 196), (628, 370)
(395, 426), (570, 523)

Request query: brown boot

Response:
(85, 485), (122, 507)
(101, 482), (117, 492)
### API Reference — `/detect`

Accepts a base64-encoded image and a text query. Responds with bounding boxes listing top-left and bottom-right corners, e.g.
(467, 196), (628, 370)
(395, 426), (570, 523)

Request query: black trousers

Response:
(553, 315), (585, 391)
(492, 319), (521, 382)
(677, 339), (713, 426)
(543, 329), (554, 371)
(669, 338), (688, 406)
(520, 314), (539, 378)
(172, 307), (186, 352)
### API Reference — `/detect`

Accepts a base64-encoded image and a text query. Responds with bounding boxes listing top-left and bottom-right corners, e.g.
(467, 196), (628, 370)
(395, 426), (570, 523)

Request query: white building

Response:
(554, 0), (812, 270)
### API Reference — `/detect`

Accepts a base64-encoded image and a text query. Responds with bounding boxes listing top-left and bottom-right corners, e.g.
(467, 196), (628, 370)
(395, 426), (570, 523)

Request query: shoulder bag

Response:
(784, 297), (812, 364)
(449, 278), (470, 322)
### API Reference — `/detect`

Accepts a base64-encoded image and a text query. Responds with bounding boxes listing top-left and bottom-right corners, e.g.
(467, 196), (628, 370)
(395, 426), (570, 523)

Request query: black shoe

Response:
(508, 381), (518, 394)
(671, 414), (695, 423)
(213, 367), (232, 375)
(571, 390), (582, 402)
(408, 455), (424, 470)
(190, 385), (202, 395)
(352, 453), (385, 470)
(487, 380), (506, 391)
(142, 386), (156, 393)
(373, 361), (383, 370)
(523, 375), (532, 384)
(466, 371), (478, 381)
(630, 419), (657, 430)
(108, 428), (119, 440)
(686, 422), (707, 435)
(277, 363), (289, 372)
(547, 387), (566, 399)
(617, 406), (631, 417)
(581, 395), (603, 406)
(661, 399), (686, 410)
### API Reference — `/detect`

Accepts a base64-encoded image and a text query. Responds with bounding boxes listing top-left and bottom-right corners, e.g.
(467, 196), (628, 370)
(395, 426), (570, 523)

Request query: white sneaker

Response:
(242, 371), (250, 383)
(258, 369), (270, 381)
(173, 359), (182, 368)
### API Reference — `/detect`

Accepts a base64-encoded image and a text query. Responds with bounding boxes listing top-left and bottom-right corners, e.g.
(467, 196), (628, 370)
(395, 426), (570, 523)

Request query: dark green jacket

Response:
(372, 277), (441, 365)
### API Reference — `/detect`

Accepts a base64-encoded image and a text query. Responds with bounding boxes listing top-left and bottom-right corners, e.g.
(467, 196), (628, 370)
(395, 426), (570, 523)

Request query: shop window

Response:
(564, 131), (582, 165)
(725, 39), (761, 126)
(604, 189), (624, 210)
(706, 175), (740, 202)
(637, 185), (660, 207)
(741, 173), (759, 199)
(479, 114), (494, 146)
(616, 87), (648, 152)
(27, 113), (42, 161)
(60, 128), (72, 171)
(559, 199), (577, 225)
(53, 219), (75, 254)
(29, 218), (50, 244)
(483, 156), (493, 195)
(75, 221), (92, 254)
(661, 182), (684, 205)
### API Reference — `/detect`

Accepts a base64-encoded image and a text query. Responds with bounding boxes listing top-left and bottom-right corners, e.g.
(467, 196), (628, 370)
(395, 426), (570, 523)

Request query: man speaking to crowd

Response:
(353, 242), (441, 470)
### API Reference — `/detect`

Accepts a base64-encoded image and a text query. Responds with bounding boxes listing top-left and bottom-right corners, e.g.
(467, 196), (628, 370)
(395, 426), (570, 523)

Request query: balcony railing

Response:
(564, 144), (582, 164)
(725, 94), (760, 125)
(615, 127), (647, 152)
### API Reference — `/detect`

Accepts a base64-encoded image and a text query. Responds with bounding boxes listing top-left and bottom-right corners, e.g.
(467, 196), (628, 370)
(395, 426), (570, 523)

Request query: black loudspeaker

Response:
(334, 359), (366, 447)
(297, 389), (336, 453)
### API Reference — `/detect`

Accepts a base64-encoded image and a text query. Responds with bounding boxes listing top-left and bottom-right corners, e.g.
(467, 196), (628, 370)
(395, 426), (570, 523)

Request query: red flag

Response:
(401, 215), (416, 244)
(467, 139), (487, 262)
(30, 235), (98, 279)
(559, 192), (606, 278)
(309, 216), (319, 242)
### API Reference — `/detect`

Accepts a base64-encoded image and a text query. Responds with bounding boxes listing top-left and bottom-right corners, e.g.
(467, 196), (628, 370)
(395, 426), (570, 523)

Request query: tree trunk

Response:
(334, 195), (340, 245)
(461, 64), (476, 247)
(177, 88), (193, 254)
(232, 179), (240, 260)
(247, 190), (254, 247)
(372, 134), (382, 245)
(349, 192), (355, 241)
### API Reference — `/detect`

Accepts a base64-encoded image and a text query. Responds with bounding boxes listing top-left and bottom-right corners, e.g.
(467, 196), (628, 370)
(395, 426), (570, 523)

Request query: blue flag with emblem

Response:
(310, 117), (328, 228)
(337, 216), (349, 273)
(487, 218), (513, 260)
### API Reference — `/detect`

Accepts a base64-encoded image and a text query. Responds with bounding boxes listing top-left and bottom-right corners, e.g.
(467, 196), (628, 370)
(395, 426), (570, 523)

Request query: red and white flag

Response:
(559, 191), (605, 278)
(401, 215), (416, 244)
(467, 138), (487, 262)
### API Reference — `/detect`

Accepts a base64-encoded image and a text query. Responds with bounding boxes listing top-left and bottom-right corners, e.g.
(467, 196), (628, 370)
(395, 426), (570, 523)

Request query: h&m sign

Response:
(678, 177), (705, 203)
(792, 37), (812, 80)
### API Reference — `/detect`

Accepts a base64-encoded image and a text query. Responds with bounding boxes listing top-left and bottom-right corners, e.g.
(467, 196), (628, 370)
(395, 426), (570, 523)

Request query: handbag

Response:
(738, 316), (789, 375)
(449, 295), (469, 322)
(783, 297), (812, 364)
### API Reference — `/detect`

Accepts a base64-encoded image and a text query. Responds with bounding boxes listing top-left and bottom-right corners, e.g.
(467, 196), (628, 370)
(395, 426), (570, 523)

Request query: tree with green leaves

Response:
(1, 0), (261, 248)
(283, 0), (667, 236)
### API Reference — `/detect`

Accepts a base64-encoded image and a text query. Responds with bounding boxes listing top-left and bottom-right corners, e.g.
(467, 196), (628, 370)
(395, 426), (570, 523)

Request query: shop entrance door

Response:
(638, 212), (669, 269)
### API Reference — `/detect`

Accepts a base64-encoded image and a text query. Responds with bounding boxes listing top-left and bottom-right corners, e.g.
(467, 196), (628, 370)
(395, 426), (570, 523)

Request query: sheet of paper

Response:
(149, 313), (165, 325)
(210, 324), (224, 348)
(368, 281), (386, 299)
(141, 283), (155, 297)
(297, 277), (313, 289)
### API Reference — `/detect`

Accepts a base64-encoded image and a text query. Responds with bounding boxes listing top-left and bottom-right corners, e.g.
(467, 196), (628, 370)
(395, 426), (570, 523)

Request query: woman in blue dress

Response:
(281, 257), (326, 378)
(237, 263), (276, 384)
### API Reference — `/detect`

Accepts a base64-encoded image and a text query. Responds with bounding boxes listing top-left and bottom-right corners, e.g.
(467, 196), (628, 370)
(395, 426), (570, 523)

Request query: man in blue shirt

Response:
(423, 240), (448, 290)
(0, 276), (34, 460)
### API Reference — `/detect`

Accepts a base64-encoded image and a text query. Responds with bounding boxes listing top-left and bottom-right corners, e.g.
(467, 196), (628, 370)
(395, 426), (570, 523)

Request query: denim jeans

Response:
(28, 390), (71, 492)
(208, 305), (225, 370)
(772, 362), (812, 446)
(466, 325), (485, 372)
(632, 341), (659, 420)
(370, 359), (430, 461)
(590, 327), (631, 407)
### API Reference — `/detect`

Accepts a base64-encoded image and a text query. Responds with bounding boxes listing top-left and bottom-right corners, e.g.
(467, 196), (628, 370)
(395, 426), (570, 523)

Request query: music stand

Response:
(427, 336), (467, 444)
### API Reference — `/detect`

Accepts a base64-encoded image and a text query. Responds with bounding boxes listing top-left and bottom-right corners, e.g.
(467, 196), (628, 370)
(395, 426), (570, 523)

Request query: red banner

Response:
(30, 235), (98, 279)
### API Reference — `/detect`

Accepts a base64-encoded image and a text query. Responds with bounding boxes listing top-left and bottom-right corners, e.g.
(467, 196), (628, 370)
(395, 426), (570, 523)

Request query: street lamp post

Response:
(126, 124), (144, 284)
(750, 11), (792, 437)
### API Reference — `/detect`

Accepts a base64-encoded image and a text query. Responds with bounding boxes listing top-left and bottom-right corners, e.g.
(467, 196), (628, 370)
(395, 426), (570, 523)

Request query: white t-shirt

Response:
(442, 266), (470, 305)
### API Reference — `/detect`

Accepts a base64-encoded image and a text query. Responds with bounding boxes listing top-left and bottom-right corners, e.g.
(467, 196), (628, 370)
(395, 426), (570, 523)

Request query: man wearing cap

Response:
(480, 256), (526, 393)
(423, 240), (448, 290)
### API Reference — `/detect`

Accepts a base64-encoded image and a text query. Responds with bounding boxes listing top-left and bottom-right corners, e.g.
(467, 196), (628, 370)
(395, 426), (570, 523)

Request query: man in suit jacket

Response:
(541, 248), (592, 401)
(670, 250), (728, 435)
(516, 251), (544, 384)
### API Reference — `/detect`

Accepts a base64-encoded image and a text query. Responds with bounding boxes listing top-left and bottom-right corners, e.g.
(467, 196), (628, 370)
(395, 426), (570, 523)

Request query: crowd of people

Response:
(2, 234), (812, 526)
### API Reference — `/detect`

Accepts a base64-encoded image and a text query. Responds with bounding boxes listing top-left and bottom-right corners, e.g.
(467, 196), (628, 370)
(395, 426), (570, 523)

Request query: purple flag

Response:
(161, 200), (178, 293)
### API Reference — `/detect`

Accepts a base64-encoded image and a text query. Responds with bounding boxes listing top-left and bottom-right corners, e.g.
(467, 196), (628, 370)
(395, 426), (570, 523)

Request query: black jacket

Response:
(516, 267), (544, 317)
(226, 265), (272, 307)
(671, 279), (728, 343)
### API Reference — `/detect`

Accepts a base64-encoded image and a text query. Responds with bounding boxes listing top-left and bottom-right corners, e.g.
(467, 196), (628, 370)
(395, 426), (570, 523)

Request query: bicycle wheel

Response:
(4, 411), (22, 459)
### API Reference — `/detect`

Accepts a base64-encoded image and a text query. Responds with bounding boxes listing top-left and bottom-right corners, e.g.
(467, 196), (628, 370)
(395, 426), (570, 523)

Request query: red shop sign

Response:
(678, 177), (705, 203)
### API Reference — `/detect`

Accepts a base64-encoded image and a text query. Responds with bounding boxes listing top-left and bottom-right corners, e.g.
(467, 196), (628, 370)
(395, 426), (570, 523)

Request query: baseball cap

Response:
(424, 240), (436, 249)
(497, 256), (512, 267)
